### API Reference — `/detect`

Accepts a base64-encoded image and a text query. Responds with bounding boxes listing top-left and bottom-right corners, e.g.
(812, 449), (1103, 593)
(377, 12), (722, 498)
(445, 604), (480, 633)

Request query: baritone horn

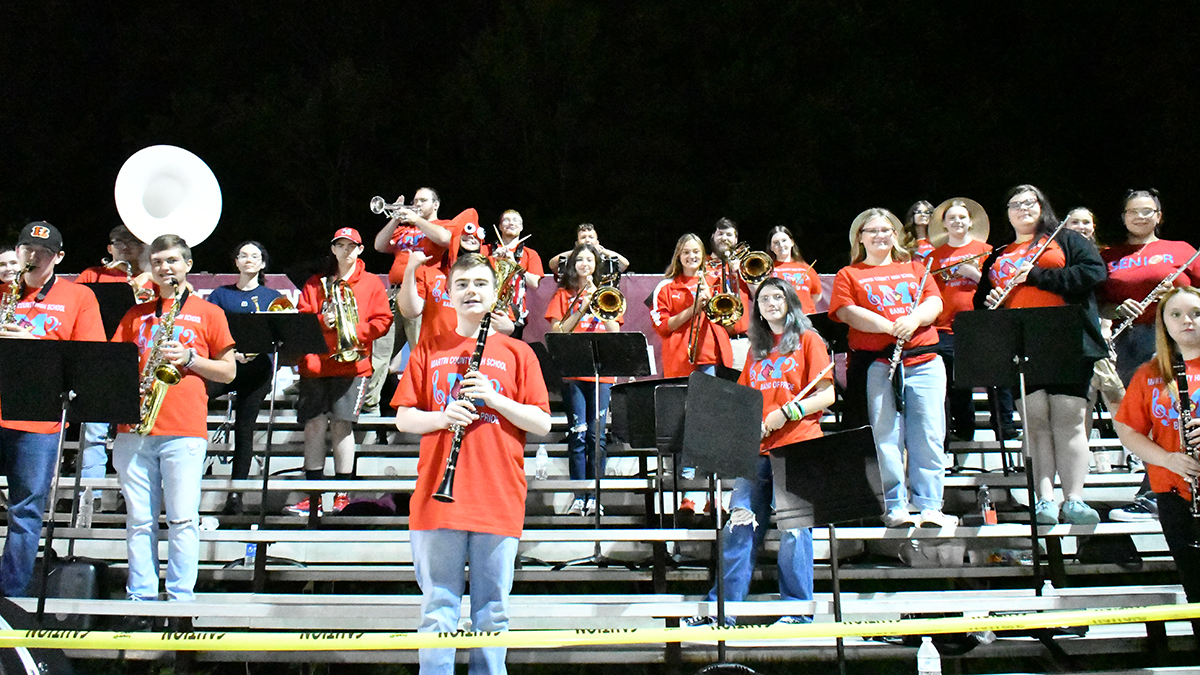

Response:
(115, 145), (222, 248)
(322, 278), (364, 362)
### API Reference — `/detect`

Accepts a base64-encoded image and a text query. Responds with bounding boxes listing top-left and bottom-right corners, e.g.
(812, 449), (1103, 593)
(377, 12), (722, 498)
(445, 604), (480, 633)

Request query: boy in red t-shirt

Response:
(392, 253), (551, 675)
(111, 234), (236, 621)
(0, 221), (106, 598)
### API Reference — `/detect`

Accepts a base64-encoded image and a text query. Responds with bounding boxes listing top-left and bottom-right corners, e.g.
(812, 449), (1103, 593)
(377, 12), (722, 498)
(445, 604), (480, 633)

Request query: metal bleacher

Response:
(18, 376), (1196, 671)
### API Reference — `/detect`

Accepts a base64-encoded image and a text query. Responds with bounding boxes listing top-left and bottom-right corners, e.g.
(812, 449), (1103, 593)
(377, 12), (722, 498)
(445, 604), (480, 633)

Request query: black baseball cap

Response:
(18, 221), (63, 254)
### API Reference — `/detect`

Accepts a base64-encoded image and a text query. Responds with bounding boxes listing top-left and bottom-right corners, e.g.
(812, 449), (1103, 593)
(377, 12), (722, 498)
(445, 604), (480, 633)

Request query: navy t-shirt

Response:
(206, 284), (284, 314)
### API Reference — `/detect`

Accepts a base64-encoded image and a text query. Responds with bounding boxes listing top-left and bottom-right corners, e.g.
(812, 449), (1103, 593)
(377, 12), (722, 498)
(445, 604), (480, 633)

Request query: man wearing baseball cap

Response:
(285, 228), (392, 517)
(0, 221), (105, 597)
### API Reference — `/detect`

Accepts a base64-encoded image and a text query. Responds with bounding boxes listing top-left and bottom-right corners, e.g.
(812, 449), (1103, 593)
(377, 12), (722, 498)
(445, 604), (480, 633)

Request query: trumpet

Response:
(321, 277), (364, 362)
(370, 196), (420, 219)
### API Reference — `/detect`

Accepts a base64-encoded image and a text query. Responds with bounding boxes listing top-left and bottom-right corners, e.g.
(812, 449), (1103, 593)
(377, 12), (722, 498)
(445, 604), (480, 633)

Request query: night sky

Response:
(3, 2), (1198, 279)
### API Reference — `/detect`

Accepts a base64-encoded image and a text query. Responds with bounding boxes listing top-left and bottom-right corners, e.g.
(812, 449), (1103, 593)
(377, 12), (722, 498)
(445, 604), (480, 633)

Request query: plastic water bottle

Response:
(978, 485), (997, 525)
(1041, 579), (1056, 597)
(76, 487), (94, 528)
(917, 636), (941, 675)
(244, 524), (259, 568)
(534, 444), (549, 480)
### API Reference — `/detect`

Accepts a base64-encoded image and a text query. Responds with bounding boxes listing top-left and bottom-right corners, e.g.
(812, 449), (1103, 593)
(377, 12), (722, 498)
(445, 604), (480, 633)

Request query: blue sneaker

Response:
(1062, 498), (1100, 525)
(1034, 499), (1059, 525)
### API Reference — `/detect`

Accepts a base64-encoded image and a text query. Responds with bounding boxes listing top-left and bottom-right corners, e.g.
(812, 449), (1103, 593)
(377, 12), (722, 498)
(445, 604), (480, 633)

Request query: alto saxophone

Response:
(133, 280), (185, 435)
(0, 263), (36, 327)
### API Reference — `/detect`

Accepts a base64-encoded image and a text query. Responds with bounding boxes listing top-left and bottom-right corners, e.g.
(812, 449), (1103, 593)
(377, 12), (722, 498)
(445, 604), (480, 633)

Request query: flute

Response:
(986, 221), (1067, 310)
(1110, 247), (1200, 343)
(886, 263), (933, 380)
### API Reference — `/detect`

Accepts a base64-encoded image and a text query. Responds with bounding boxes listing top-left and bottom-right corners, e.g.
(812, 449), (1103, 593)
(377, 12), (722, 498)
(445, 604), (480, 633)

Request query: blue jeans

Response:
(113, 433), (206, 602)
(411, 529), (518, 675)
(867, 357), (947, 512)
(79, 422), (110, 498)
(562, 380), (611, 481)
(704, 455), (812, 620)
(0, 429), (58, 596)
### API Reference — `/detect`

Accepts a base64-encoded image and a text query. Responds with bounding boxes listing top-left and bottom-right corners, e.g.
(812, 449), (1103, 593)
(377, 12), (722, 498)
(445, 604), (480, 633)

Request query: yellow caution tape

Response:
(2, 603), (1198, 652)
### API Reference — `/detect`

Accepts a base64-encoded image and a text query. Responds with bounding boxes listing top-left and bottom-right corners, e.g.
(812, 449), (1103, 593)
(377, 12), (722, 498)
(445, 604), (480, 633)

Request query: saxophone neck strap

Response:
(156, 288), (190, 318)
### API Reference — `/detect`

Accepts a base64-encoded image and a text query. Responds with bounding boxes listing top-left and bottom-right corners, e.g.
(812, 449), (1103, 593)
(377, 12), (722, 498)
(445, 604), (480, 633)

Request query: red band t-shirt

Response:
(544, 286), (625, 383)
(1115, 358), (1200, 499)
(387, 208), (478, 285)
(391, 330), (550, 538)
(987, 238), (1067, 309)
(650, 275), (733, 377)
(929, 240), (992, 332)
(113, 293), (235, 438)
(828, 260), (941, 366)
(0, 278), (106, 434)
(771, 260), (822, 315)
(739, 331), (832, 454)
(1100, 240), (1200, 325)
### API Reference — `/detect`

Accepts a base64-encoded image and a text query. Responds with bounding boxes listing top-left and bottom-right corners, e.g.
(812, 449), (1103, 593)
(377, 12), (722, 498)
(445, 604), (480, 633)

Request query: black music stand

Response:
(545, 332), (651, 570)
(0, 341), (139, 624)
(954, 306), (1091, 592)
(80, 283), (136, 341)
(770, 426), (879, 675)
(225, 312), (327, 560)
(609, 377), (688, 529)
(681, 371), (762, 661)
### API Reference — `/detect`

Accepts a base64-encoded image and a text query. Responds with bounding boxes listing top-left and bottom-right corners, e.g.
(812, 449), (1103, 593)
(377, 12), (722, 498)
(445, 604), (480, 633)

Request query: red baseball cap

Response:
(331, 227), (362, 245)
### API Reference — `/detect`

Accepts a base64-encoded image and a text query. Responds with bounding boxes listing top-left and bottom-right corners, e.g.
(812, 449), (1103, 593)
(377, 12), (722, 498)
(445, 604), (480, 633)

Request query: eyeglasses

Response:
(861, 228), (894, 237)
(1125, 207), (1159, 218)
(1007, 199), (1039, 211)
(111, 240), (138, 248)
(914, 210), (932, 216)
(236, 253), (262, 261)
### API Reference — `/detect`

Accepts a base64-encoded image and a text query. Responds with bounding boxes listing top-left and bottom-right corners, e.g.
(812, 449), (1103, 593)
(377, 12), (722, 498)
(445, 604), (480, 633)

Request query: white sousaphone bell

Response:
(114, 145), (222, 247)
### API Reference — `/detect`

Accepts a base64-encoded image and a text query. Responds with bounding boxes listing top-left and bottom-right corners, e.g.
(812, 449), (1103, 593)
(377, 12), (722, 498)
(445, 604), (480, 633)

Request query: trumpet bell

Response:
(115, 145), (222, 247)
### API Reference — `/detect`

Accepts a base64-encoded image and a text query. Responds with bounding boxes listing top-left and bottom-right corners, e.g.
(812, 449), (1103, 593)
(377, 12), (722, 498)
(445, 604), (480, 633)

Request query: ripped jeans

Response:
(703, 455), (813, 620)
(113, 433), (206, 602)
(562, 380), (611, 482)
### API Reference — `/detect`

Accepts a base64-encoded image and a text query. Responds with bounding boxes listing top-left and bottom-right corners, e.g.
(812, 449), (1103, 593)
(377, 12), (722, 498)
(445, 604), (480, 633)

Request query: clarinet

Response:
(987, 221), (1068, 310)
(886, 262), (933, 380)
(1111, 247), (1200, 344)
(431, 257), (523, 503)
(1172, 353), (1200, 519)
(431, 311), (494, 503)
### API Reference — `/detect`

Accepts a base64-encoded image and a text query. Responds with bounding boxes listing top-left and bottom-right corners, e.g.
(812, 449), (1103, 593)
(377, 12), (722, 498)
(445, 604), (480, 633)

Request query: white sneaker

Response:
(919, 509), (958, 529)
(566, 498), (585, 516)
(585, 498), (604, 516)
(882, 508), (917, 528)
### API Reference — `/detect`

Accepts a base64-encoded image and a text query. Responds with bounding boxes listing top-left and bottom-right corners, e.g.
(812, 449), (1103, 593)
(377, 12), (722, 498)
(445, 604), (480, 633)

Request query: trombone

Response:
(686, 274), (710, 364)
(705, 251), (744, 327)
(726, 242), (775, 284)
